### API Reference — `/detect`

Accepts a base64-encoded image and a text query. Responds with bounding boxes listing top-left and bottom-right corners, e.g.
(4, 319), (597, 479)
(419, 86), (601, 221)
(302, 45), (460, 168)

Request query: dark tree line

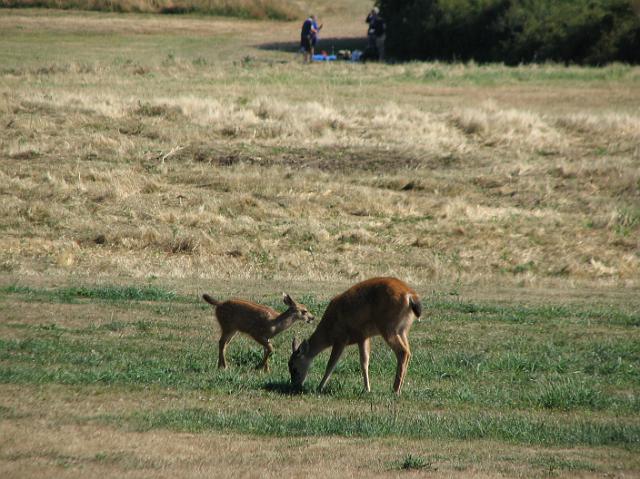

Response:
(377, 0), (640, 64)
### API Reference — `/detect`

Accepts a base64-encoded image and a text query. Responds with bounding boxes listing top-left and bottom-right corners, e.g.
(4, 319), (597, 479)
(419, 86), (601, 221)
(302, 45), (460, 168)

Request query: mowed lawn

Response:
(1, 6), (640, 478)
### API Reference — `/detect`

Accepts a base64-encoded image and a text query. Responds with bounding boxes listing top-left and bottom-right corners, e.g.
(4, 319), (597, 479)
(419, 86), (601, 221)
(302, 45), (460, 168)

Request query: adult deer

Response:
(289, 277), (421, 395)
(202, 293), (314, 371)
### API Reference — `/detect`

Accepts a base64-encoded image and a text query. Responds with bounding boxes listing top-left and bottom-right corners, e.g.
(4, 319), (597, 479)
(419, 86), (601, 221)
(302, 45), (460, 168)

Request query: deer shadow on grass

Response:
(256, 36), (368, 55)
(262, 379), (354, 397)
(262, 379), (305, 395)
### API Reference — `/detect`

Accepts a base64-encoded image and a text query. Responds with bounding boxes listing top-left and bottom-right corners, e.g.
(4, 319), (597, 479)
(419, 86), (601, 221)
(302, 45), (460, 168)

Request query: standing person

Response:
(311, 15), (323, 54)
(365, 7), (379, 52)
(300, 14), (322, 63)
(371, 9), (386, 61)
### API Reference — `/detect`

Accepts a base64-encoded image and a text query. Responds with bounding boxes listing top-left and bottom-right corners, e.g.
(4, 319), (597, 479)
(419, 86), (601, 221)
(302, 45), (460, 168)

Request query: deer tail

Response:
(202, 294), (220, 307)
(409, 295), (422, 319)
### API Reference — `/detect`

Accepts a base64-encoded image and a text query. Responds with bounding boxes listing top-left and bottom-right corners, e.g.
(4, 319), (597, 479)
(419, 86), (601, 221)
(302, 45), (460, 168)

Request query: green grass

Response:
(0, 284), (180, 303)
(528, 454), (599, 473)
(125, 407), (638, 447)
(0, 282), (639, 450)
(398, 454), (432, 471)
(395, 63), (640, 86)
(0, 28), (236, 69)
(2, 23), (639, 89)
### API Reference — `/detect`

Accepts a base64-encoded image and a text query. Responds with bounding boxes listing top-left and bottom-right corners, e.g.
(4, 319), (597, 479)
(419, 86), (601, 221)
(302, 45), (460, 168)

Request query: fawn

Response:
(203, 293), (314, 371)
(289, 277), (421, 394)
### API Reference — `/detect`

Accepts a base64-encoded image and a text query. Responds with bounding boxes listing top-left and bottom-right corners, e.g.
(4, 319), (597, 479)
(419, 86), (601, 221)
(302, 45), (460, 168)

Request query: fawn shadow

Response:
(257, 36), (368, 54)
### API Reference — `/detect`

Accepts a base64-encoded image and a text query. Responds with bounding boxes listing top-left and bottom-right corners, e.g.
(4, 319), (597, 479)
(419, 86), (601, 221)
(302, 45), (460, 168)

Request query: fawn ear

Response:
(292, 337), (300, 353)
(283, 293), (295, 307)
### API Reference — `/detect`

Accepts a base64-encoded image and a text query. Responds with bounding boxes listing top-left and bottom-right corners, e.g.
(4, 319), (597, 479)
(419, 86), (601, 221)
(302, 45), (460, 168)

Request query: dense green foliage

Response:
(379, 0), (640, 64)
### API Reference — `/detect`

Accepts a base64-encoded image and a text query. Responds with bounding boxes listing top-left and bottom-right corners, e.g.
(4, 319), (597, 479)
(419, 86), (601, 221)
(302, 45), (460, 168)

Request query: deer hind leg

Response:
(384, 333), (411, 395)
(254, 337), (274, 372)
(318, 342), (346, 392)
(358, 338), (371, 392)
(218, 330), (236, 369)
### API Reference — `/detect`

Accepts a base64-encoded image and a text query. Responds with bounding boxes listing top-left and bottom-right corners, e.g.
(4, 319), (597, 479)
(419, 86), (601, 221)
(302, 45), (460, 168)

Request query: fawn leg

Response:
(255, 337), (274, 372)
(218, 331), (236, 369)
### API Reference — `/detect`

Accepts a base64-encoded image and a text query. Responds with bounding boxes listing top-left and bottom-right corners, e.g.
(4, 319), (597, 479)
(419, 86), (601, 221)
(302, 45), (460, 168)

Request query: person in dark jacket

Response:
(300, 15), (322, 63)
(369, 12), (387, 61)
(365, 7), (379, 51)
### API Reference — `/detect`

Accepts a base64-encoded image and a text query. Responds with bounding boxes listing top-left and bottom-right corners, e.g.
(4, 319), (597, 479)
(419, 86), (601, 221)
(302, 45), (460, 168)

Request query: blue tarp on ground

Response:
(312, 54), (337, 61)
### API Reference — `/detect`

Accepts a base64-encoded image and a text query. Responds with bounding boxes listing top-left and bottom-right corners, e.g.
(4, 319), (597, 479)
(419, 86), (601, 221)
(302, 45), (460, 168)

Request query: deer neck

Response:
(269, 309), (297, 336)
(305, 325), (332, 360)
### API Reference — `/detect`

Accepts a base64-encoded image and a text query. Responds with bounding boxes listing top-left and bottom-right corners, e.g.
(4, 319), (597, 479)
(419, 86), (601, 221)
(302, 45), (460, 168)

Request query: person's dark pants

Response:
(367, 34), (376, 50)
(375, 34), (386, 60)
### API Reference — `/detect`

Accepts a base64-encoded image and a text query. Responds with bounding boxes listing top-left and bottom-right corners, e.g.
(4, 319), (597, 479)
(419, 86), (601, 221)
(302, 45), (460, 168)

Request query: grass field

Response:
(1, 5), (639, 477)
(1, 283), (639, 476)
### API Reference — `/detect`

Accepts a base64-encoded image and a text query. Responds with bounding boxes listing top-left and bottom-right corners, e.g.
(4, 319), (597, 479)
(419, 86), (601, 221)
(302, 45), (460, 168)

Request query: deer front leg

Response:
(318, 342), (346, 392)
(358, 338), (371, 392)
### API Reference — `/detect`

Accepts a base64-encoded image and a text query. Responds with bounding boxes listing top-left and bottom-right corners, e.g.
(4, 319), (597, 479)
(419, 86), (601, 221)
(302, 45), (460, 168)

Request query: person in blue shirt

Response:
(311, 16), (323, 51)
(300, 15), (322, 63)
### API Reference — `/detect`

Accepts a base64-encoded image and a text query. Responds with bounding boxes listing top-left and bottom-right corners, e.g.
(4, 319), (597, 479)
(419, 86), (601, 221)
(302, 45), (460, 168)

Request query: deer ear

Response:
(283, 293), (295, 307)
(300, 339), (309, 354)
(292, 337), (300, 353)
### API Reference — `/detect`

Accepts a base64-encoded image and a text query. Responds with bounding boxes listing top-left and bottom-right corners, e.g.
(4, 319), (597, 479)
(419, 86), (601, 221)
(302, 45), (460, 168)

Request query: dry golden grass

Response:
(2, 383), (638, 479)
(1, 0), (302, 20)
(0, 415), (628, 478)
(0, 8), (639, 290)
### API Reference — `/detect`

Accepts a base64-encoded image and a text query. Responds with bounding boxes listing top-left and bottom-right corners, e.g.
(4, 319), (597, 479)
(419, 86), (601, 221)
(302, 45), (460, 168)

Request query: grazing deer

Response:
(202, 293), (315, 371)
(288, 277), (421, 395)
